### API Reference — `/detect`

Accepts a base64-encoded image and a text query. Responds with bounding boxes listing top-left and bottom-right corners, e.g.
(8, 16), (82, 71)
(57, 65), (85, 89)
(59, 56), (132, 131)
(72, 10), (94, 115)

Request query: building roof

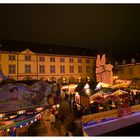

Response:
(0, 39), (97, 57)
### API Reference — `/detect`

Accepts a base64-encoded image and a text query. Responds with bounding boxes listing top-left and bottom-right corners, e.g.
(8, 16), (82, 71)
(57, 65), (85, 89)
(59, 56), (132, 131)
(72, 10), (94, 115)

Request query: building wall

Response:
(0, 49), (95, 83)
(114, 63), (140, 80)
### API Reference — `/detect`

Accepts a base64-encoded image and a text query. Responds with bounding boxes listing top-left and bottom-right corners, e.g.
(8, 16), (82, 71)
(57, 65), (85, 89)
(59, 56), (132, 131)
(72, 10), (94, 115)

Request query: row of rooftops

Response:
(1, 39), (140, 65)
(0, 39), (97, 57)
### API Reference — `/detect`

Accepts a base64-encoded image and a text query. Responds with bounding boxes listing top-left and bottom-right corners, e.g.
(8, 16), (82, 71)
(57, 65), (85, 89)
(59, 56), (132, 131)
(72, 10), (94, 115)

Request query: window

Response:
(9, 65), (16, 74)
(86, 58), (90, 63)
(115, 61), (118, 65)
(69, 58), (74, 63)
(122, 60), (126, 65)
(39, 65), (45, 73)
(50, 65), (55, 73)
(131, 58), (135, 64)
(70, 66), (74, 73)
(60, 66), (65, 73)
(60, 57), (65, 62)
(9, 55), (16, 61)
(25, 55), (31, 61)
(39, 56), (45, 62)
(86, 66), (90, 73)
(78, 58), (82, 63)
(78, 66), (82, 73)
(129, 68), (133, 74)
(50, 57), (55, 62)
(25, 65), (31, 73)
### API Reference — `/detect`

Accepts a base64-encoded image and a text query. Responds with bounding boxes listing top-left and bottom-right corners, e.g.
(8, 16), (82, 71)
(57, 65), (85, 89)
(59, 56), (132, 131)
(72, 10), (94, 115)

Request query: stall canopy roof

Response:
(74, 82), (98, 93)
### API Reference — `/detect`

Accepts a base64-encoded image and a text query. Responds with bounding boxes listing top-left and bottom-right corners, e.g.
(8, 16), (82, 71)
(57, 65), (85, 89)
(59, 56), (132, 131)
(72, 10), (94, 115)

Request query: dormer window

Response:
(115, 61), (118, 65)
(131, 58), (135, 64)
(122, 60), (126, 65)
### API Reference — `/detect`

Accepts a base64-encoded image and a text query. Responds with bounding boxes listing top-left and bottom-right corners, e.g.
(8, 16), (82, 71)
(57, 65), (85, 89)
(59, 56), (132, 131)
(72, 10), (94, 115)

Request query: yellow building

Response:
(114, 63), (140, 80)
(0, 48), (95, 83)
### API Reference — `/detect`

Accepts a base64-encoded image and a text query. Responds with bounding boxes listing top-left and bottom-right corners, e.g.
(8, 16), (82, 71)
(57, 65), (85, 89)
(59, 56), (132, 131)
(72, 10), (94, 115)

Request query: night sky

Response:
(0, 4), (140, 55)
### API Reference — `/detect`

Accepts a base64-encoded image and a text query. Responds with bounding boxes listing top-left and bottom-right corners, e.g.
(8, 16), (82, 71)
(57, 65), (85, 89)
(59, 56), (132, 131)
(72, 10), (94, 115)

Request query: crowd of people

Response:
(62, 88), (140, 117)
(45, 88), (140, 135)
(81, 89), (140, 116)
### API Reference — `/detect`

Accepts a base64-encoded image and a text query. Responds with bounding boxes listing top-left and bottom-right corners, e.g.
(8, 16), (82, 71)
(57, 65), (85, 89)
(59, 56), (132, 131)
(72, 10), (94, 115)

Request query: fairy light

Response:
(20, 125), (22, 128)
(26, 123), (28, 126)
(7, 128), (10, 132)
(31, 121), (33, 123)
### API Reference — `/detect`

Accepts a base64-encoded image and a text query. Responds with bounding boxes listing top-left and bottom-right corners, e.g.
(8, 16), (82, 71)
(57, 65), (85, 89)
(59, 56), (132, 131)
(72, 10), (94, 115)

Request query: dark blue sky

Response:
(0, 4), (140, 55)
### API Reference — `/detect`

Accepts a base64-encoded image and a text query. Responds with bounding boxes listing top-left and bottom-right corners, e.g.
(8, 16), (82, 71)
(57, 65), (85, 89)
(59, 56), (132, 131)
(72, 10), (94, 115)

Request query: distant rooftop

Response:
(0, 39), (97, 57)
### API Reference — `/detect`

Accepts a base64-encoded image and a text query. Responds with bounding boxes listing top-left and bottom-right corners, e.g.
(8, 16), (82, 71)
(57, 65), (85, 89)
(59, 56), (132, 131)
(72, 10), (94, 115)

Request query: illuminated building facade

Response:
(113, 58), (140, 80)
(0, 40), (96, 83)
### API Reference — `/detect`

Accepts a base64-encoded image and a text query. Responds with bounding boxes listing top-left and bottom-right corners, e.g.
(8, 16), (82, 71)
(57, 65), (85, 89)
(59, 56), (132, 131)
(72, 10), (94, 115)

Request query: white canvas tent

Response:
(111, 89), (128, 96)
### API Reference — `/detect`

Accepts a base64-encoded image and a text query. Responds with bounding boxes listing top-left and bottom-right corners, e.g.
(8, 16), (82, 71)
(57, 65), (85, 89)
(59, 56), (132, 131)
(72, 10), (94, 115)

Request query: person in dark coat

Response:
(83, 106), (90, 115)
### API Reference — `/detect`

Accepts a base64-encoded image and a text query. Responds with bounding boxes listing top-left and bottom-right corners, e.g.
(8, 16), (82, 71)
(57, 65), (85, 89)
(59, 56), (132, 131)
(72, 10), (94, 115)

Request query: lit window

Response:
(9, 55), (16, 61)
(60, 66), (65, 73)
(25, 65), (31, 73)
(50, 65), (55, 73)
(50, 57), (55, 62)
(78, 58), (82, 63)
(25, 55), (31, 61)
(69, 58), (74, 63)
(39, 56), (45, 62)
(86, 58), (90, 63)
(86, 66), (90, 73)
(9, 65), (16, 74)
(39, 65), (45, 73)
(70, 66), (74, 73)
(78, 66), (82, 73)
(60, 57), (65, 62)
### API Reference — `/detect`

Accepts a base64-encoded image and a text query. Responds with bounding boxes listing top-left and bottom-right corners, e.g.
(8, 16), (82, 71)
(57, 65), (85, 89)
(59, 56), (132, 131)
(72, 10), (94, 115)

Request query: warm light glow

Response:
(96, 83), (101, 89)
(0, 114), (4, 118)
(56, 104), (60, 108)
(26, 123), (28, 126)
(78, 77), (81, 82)
(20, 125), (22, 128)
(7, 129), (10, 132)
(84, 83), (89, 89)
(36, 107), (43, 112)
(75, 92), (79, 96)
(31, 121), (33, 123)
(87, 76), (90, 81)
(17, 110), (25, 114)
(86, 89), (90, 95)
(113, 76), (118, 79)
(10, 115), (17, 119)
